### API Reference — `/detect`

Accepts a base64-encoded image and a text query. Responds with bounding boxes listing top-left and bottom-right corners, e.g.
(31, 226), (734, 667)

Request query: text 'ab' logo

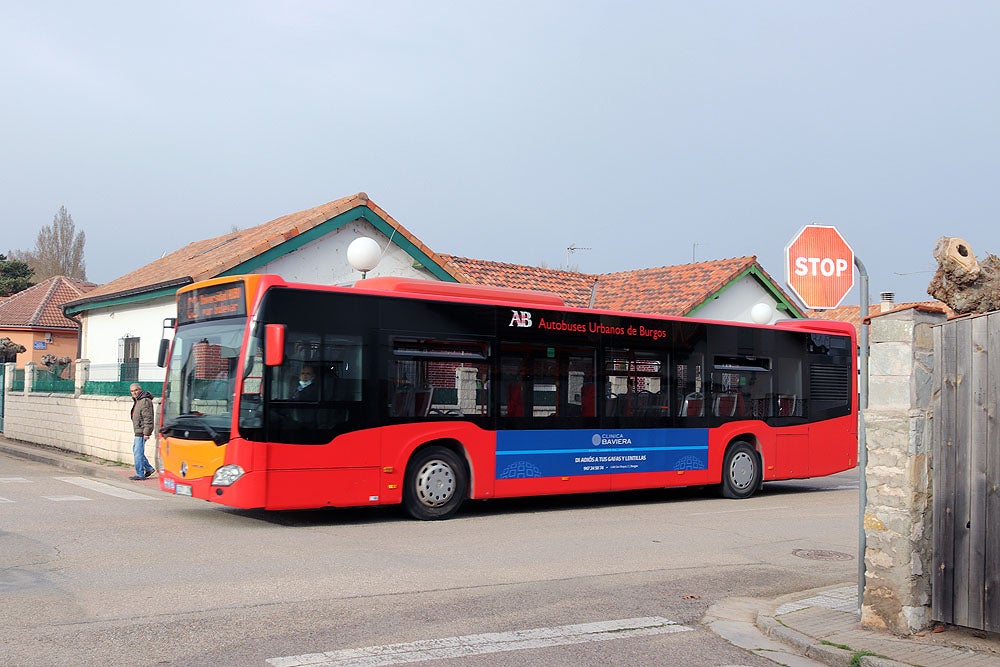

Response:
(509, 310), (533, 328)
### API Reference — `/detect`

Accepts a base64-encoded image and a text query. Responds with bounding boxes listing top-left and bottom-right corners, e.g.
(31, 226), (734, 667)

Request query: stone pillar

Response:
(456, 367), (478, 414)
(24, 362), (36, 394)
(75, 359), (90, 397)
(3, 362), (14, 392)
(861, 307), (946, 634)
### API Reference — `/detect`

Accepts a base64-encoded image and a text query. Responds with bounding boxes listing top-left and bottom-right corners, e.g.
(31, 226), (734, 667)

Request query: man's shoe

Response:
(143, 469), (155, 479)
(128, 475), (143, 480)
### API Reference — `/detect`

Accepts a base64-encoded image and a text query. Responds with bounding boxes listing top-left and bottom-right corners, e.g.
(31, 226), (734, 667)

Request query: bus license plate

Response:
(176, 484), (193, 497)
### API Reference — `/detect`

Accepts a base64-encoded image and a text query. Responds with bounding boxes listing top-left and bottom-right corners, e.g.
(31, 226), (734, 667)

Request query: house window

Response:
(119, 336), (140, 382)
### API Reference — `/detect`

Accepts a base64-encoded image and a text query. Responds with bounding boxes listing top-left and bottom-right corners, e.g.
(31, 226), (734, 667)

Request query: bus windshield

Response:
(162, 317), (247, 443)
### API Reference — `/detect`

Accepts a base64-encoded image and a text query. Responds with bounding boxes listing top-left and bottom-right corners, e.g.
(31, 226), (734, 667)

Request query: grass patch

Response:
(74, 453), (129, 467)
(819, 641), (889, 667)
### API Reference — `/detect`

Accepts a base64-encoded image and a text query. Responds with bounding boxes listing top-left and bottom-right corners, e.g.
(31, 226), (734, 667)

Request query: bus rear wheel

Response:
(403, 446), (468, 520)
(721, 441), (760, 499)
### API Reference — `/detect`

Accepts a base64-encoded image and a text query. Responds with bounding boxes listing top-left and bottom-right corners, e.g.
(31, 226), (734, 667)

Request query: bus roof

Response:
(189, 275), (855, 341)
(352, 276), (566, 308)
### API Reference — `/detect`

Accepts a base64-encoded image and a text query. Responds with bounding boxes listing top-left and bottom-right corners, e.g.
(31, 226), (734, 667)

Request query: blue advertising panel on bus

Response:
(495, 429), (709, 479)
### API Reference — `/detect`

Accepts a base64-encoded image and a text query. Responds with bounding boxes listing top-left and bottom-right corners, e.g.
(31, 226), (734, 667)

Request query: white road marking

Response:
(56, 476), (157, 500)
(0, 497), (12, 503)
(0, 477), (32, 483)
(43, 495), (91, 502)
(267, 617), (692, 667)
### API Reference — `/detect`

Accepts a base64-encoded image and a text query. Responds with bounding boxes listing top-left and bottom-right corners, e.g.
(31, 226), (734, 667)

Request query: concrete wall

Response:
(861, 307), (946, 634)
(2, 361), (158, 466)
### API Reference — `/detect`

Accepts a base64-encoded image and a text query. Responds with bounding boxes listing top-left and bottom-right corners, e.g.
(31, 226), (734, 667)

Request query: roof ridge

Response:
(605, 255), (756, 272)
(444, 254), (755, 274)
(28, 277), (64, 326)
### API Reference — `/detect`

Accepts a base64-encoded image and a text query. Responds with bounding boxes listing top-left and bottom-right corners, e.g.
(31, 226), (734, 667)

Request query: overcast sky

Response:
(3, 2), (998, 306)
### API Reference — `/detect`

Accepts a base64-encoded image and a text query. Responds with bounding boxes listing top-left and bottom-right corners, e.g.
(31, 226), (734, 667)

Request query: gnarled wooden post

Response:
(927, 237), (1000, 314)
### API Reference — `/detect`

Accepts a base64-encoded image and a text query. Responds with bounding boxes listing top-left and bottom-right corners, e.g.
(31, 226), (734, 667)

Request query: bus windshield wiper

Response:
(163, 413), (227, 446)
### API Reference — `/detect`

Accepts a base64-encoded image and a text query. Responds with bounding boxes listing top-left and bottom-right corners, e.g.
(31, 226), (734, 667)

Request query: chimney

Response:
(880, 291), (895, 312)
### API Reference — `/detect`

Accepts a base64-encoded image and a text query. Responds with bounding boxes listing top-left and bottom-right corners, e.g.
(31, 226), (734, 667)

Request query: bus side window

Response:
(390, 337), (491, 418)
(674, 353), (704, 418)
(501, 345), (595, 420)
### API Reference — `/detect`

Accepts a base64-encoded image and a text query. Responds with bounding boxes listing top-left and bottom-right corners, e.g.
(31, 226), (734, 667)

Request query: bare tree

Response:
(12, 206), (87, 281)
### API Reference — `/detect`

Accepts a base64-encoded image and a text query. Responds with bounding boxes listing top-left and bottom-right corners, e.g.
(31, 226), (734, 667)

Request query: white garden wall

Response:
(2, 391), (159, 466)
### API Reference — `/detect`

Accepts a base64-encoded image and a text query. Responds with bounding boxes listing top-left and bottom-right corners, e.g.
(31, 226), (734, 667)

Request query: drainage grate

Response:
(792, 549), (854, 561)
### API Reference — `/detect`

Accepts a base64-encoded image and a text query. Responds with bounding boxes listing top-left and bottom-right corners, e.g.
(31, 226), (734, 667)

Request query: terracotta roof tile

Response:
(0, 276), (97, 329)
(440, 255), (773, 316)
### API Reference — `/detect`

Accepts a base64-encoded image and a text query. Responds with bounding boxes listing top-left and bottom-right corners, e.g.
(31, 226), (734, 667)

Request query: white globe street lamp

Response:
(750, 303), (773, 325)
(347, 237), (382, 279)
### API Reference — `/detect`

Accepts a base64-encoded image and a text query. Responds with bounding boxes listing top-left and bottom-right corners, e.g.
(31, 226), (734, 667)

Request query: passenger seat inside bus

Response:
(680, 392), (704, 417)
(777, 394), (798, 417)
(713, 392), (744, 417)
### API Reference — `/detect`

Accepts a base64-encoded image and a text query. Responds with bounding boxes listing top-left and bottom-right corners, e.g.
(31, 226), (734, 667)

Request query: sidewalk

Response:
(2, 434), (999, 666)
(709, 584), (1000, 667)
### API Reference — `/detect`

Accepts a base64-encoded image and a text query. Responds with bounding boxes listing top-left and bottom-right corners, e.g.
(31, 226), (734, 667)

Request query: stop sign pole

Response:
(785, 223), (870, 611)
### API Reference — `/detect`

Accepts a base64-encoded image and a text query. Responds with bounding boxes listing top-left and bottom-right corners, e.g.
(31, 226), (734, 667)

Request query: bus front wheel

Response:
(403, 446), (468, 520)
(721, 441), (760, 499)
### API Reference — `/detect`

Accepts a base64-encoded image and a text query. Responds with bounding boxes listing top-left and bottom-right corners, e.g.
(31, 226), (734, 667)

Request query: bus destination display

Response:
(179, 283), (247, 324)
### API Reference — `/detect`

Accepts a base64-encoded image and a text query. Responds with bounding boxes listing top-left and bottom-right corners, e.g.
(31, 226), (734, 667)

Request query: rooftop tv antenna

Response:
(566, 243), (591, 269)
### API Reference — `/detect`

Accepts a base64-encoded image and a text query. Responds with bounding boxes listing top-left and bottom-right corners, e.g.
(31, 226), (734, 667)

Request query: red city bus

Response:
(156, 274), (857, 519)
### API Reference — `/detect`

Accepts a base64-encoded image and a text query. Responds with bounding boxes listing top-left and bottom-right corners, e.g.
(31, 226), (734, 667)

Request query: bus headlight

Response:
(212, 465), (245, 487)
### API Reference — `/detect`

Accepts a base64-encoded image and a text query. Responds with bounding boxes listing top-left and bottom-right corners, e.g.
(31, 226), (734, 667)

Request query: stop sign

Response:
(785, 225), (855, 309)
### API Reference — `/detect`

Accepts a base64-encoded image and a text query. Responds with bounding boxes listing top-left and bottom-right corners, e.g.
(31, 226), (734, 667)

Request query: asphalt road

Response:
(0, 452), (859, 666)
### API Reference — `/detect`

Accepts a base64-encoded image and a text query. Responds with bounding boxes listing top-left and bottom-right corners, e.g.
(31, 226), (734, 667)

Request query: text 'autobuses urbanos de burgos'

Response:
(156, 275), (857, 519)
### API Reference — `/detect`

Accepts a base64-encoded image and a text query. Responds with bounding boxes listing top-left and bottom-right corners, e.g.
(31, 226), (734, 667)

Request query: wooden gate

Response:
(932, 311), (1000, 632)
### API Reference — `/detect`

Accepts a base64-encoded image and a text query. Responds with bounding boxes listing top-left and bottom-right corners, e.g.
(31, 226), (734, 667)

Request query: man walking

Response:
(129, 383), (156, 480)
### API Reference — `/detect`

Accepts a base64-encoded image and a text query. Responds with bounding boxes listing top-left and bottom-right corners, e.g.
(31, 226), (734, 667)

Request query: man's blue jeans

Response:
(133, 436), (153, 476)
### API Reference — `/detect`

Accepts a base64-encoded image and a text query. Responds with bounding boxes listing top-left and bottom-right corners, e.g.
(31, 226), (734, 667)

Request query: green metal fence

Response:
(83, 381), (162, 397)
(32, 375), (75, 393)
(11, 369), (25, 392)
(32, 367), (75, 393)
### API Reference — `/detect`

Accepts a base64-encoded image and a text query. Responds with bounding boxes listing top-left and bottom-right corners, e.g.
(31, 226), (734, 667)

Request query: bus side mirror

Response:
(157, 339), (170, 368)
(264, 324), (285, 367)
(156, 317), (176, 368)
